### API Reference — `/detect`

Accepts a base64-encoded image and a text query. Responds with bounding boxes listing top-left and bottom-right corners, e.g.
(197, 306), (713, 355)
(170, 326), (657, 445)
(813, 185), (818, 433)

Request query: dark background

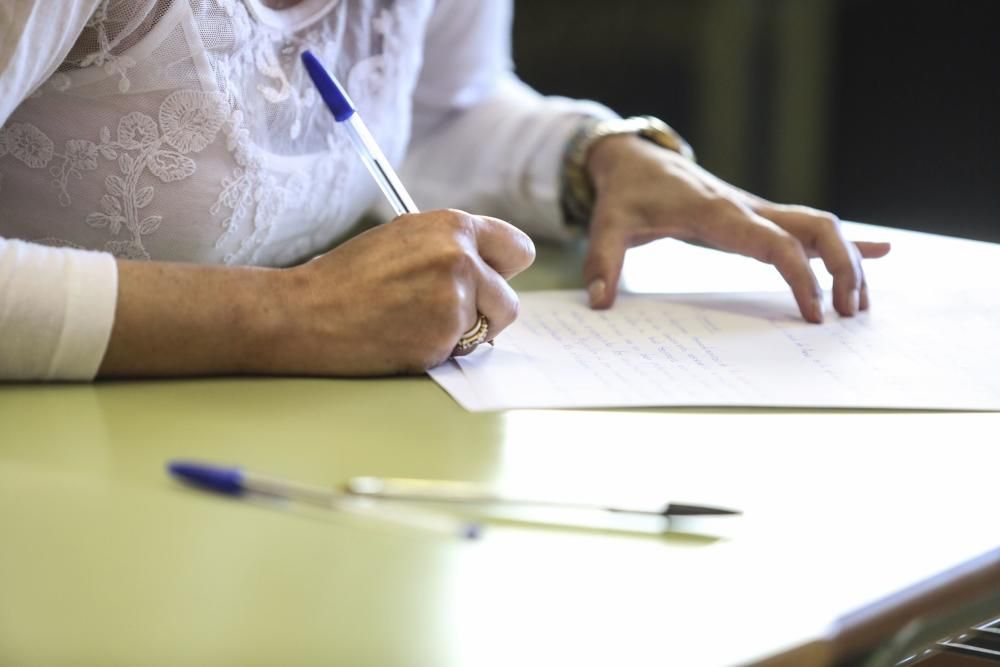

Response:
(512, 0), (999, 242)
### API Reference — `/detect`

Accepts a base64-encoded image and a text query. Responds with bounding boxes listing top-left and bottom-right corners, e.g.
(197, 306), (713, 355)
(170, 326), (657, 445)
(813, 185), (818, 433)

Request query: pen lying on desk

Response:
(167, 461), (482, 540)
(346, 477), (741, 517)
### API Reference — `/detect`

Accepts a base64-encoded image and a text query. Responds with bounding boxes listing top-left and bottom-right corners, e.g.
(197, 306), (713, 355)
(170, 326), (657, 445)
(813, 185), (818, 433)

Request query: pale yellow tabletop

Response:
(1, 224), (998, 666)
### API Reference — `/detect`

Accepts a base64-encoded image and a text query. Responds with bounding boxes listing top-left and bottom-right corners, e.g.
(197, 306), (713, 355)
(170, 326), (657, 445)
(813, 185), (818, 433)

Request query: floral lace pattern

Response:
(0, 91), (227, 260)
(0, 0), (431, 266)
(75, 2), (139, 94)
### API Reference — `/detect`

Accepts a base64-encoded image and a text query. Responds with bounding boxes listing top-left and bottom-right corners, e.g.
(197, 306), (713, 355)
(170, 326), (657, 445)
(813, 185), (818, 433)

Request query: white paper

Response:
(429, 290), (1000, 411)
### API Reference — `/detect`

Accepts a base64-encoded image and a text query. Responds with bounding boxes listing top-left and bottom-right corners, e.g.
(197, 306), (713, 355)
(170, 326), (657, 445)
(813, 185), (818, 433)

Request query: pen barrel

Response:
(242, 471), (336, 508)
(349, 478), (647, 514)
(347, 478), (739, 517)
(345, 115), (418, 216)
(240, 472), (479, 539)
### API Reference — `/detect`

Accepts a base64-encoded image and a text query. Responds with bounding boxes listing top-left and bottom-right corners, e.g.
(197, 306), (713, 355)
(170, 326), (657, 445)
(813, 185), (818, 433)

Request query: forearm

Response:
(98, 260), (286, 377)
(89, 209), (535, 379)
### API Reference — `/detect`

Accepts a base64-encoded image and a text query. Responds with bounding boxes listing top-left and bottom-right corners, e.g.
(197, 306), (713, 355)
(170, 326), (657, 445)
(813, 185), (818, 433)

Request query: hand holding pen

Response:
(259, 51), (534, 374)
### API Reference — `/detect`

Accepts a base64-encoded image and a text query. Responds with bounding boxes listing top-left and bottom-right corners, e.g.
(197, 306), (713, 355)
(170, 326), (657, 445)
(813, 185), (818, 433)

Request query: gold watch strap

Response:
(560, 115), (695, 229)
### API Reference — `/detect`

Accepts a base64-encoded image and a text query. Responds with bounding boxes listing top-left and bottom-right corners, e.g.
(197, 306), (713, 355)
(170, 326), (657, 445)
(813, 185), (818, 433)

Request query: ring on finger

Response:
(455, 313), (489, 352)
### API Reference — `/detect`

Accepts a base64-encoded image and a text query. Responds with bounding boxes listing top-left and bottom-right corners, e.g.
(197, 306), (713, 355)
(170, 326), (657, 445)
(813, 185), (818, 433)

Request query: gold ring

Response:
(455, 313), (489, 352)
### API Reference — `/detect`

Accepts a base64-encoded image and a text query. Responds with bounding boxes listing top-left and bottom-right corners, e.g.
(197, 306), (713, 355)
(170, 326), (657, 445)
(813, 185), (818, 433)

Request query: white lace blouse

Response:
(0, 0), (615, 379)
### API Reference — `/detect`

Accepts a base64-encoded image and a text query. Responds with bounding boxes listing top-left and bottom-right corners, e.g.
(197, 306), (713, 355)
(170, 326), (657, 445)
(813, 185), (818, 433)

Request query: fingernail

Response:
(849, 289), (860, 315)
(588, 279), (606, 308)
(811, 296), (824, 323)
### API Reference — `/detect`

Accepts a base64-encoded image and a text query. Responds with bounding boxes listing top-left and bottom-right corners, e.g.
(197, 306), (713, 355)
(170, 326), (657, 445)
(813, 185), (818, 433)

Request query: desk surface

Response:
(2, 224), (998, 667)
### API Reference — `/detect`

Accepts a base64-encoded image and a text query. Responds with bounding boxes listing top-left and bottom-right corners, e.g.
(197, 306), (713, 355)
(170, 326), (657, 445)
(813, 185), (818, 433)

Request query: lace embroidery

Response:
(1, 0), (420, 266)
(86, 91), (228, 259)
(211, 108), (331, 265)
(70, 0), (140, 93)
(1, 123), (98, 205)
(0, 91), (227, 260)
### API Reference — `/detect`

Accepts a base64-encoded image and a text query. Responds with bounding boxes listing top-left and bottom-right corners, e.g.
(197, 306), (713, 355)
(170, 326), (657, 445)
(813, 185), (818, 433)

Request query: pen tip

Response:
(666, 503), (741, 517)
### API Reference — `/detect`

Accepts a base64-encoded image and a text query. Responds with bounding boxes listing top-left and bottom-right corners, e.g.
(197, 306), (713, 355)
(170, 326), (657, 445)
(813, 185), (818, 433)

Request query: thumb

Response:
(582, 216), (628, 309)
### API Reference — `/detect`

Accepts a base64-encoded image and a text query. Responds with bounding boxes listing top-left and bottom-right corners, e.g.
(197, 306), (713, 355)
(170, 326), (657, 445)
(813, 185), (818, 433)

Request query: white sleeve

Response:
(402, 0), (618, 241)
(0, 239), (118, 380)
(1, 0), (118, 381)
(0, 0), (103, 124)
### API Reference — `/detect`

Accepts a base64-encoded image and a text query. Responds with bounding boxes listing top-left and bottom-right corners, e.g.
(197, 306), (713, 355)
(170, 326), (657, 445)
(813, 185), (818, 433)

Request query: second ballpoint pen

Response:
(168, 461), (482, 540)
(301, 50), (418, 216)
(346, 477), (741, 517)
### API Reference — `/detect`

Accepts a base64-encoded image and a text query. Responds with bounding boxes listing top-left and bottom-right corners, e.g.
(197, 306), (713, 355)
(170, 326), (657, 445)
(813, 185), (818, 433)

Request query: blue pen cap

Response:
(168, 461), (245, 496)
(301, 50), (355, 122)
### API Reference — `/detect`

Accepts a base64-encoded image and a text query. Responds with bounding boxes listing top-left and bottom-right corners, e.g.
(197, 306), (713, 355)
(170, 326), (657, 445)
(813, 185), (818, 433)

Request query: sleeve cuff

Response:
(514, 92), (619, 241)
(0, 239), (118, 381)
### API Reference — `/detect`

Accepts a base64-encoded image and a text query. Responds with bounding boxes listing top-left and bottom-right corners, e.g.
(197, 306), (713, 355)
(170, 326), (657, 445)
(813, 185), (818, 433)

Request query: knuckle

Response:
(813, 211), (841, 233)
(440, 208), (475, 234)
(434, 240), (474, 274)
(703, 196), (744, 221)
(771, 234), (802, 261)
(768, 235), (803, 264)
(433, 288), (466, 325)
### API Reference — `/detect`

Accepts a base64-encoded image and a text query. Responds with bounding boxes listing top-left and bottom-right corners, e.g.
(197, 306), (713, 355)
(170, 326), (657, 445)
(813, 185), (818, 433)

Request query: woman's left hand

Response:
(583, 134), (892, 323)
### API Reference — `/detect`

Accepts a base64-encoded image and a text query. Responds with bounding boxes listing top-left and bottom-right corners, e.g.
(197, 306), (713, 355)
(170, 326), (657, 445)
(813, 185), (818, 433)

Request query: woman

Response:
(0, 0), (889, 380)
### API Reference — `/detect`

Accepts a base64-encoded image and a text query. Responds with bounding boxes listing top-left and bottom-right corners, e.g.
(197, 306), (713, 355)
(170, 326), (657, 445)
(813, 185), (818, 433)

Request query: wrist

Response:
(585, 133), (648, 191)
(100, 261), (288, 377)
(560, 115), (694, 229)
(240, 265), (308, 375)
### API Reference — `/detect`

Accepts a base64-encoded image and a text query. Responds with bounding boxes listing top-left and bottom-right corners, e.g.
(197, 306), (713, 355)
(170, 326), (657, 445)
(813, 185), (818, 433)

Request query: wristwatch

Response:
(560, 115), (695, 229)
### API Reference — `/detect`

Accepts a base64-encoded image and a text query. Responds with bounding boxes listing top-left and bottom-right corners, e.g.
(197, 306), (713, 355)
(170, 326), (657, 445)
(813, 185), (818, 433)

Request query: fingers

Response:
(851, 242), (891, 311)
(761, 205), (861, 316)
(460, 212), (530, 350)
(855, 241), (892, 259)
(696, 203), (824, 323)
(759, 205), (890, 316)
(468, 213), (536, 279)
(469, 252), (521, 342)
(427, 211), (525, 354)
(582, 211), (629, 309)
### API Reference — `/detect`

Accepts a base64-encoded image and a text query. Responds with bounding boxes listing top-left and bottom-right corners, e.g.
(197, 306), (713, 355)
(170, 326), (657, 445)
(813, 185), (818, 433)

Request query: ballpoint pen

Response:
(167, 461), (481, 540)
(346, 477), (741, 518)
(301, 50), (418, 216)
(302, 49), (497, 349)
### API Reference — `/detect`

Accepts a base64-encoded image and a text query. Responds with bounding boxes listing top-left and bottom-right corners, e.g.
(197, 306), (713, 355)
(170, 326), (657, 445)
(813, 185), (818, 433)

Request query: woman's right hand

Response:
(268, 209), (536, 375)
(100, 209), (533, 378)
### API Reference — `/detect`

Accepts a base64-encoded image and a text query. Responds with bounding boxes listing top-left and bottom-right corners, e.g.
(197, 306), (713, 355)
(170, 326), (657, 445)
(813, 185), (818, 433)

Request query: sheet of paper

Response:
(429, 290), (1000, 411)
